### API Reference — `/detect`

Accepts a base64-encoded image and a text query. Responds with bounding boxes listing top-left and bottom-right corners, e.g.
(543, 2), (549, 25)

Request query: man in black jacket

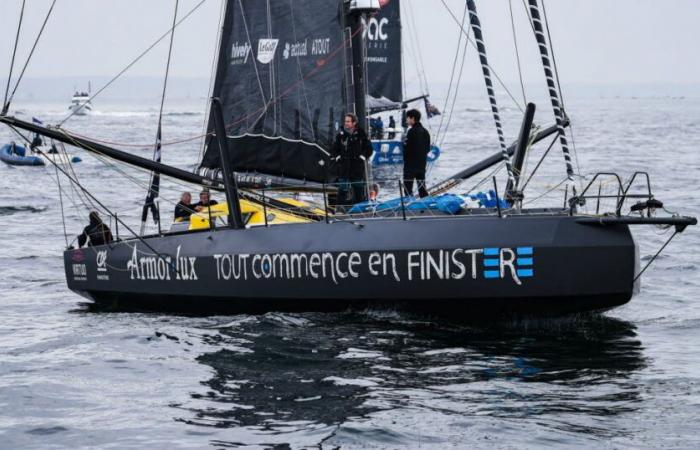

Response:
(77, 211), (114, 247)
(330, 113), (373, 206)
(174, 192), (194, 221)
(403, 109), (431, 198)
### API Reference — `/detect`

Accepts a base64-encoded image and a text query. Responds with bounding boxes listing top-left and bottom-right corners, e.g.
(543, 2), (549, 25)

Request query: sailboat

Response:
(0, 0), (695, 316)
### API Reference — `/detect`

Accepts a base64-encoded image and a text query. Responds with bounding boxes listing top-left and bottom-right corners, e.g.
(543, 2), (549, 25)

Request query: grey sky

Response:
(1, 0), (699, 97)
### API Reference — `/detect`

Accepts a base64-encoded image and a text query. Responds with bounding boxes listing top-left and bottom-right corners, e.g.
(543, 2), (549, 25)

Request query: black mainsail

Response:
(199, 0), (348, 184)
(366, 0), (403, 112)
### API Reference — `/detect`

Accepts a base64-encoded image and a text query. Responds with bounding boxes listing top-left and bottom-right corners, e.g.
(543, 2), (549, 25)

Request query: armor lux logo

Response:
(257, 39), (279, 64)
(230, 42), (251, 65)
(127, 245), (198, 281)
(96, 250), (107, 272)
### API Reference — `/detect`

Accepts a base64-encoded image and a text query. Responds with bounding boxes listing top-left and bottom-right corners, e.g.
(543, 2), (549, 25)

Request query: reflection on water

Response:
(174, 312), (645, 447)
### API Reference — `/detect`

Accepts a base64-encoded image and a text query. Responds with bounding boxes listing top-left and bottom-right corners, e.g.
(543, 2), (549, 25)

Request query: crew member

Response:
(388, 116), (397, 139)
(403, 109), (431, 198)
(174, 192), (194, 221)
(194, 189), (218, 212)
(330, 113), (373, 206)
(30, 133), (43, 152)
(77, 211), (114, 247)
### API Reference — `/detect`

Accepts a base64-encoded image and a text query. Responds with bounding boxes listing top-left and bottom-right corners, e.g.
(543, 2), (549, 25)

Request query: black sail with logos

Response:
(366, 0), (402, 111)
(199, 0), (346, 183)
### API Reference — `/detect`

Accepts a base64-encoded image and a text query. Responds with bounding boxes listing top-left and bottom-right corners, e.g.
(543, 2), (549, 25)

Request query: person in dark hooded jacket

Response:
(402, 109), (431, 198)
(77, 211), (114, 247)
(330, 113), (373, 206)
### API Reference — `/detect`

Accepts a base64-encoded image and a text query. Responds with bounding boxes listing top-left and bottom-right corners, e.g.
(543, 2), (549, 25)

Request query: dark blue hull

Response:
(65, 213), (639, 317)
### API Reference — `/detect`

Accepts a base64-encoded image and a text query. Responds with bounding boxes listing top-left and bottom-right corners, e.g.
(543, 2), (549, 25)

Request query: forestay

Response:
(199, 0), (347, 184)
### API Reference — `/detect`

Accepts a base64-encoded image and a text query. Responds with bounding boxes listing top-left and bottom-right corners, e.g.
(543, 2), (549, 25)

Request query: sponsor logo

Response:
(213, 247), (534, 285)
(257, 39), (279, 64)
(72, 263), (87, 281)
(127, 245), (198, 281)
(230, 41), (252, 65)
(96, 250), (107, 272)
(363, 17), (389, 42)
(283, 39), (307, 60)
(482, 247), (534, 286)
(311, 38), (330, 56)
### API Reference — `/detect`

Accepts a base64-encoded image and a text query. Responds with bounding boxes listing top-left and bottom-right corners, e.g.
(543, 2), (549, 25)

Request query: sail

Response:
(199, 0), (347, 184)
(366, 0), (402, 108)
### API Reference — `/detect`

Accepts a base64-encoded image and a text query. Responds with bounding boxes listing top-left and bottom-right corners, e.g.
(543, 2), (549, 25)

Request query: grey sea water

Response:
(0, 92), (698, 449)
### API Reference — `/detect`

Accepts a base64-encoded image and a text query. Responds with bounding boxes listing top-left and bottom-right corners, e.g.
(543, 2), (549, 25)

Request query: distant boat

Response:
(68, 86), (93, 116)
(0, 136), (81, 167)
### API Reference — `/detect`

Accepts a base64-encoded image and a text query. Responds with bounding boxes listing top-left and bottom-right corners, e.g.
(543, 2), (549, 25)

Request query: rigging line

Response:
(199, 0), (227, 161)
(633, 230), (680, 283)
(439, 22), (469, 149)
(62, 22), (363, 150)
(156, 0), (179, 138)
(405, 0), (430, 95)
(6, 125), (99, 216)
(520, 132), (558, 191)
(238, 0), (268, 128)
(466, 0), (516, 186)
(32, 146), (180, 272)
(540, 0), (565, 110)
(522, 177), (567, 206)
(527, 0), (574, 184)
(509, 0), (527, 106)
(58, 0), (208, 126)
(435, 0), (467, 143)
(142, 0), (180, 233)
(53, 163), (69, 247)
(3, 0), (26, 114)
(540, 0), (582, 184)
(440, 0), (524, 113)
(7, 0), (57, 109)
(288, 0), (316, 143)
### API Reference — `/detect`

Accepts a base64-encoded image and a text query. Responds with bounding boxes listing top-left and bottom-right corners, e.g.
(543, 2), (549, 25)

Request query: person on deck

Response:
(77, 211), (114, 247)
(174, 192), (194, 221)
(330, 113), (373, 206)
(403, 109), (431, 198)
(194, 189), (218, 212)
(30, 134), (43, 152)
(388, 116), (396, 139)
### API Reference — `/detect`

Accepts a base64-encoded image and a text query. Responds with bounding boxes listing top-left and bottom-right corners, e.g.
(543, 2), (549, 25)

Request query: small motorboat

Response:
(0, 143), (44, 166)
(0, 142), (82, 166)
(68, 89), (93, 116)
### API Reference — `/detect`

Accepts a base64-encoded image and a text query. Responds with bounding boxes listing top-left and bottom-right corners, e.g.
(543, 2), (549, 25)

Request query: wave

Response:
(0, 205), (48, 216)
(163, 111), (202, 117)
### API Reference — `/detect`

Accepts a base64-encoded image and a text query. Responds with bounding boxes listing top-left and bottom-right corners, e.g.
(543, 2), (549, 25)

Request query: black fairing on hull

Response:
(64, 215), (638, 317)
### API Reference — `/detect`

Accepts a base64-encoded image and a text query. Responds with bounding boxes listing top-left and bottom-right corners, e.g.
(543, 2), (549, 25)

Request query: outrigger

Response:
(0, 0), (695, 316)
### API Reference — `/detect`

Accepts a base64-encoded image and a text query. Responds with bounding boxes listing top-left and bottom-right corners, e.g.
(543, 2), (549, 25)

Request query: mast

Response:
(466, 0), (516, 187)
(527, 0), (575, 185)
(346, 0), (380, 131)
(211, 98), (244, 229)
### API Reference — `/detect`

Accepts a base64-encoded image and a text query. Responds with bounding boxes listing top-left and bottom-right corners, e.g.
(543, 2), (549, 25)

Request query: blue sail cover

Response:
(200, 0), (347, 183)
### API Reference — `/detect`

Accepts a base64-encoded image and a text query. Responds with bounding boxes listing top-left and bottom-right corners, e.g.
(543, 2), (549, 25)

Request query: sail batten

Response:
(199, 0), (347, 183)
